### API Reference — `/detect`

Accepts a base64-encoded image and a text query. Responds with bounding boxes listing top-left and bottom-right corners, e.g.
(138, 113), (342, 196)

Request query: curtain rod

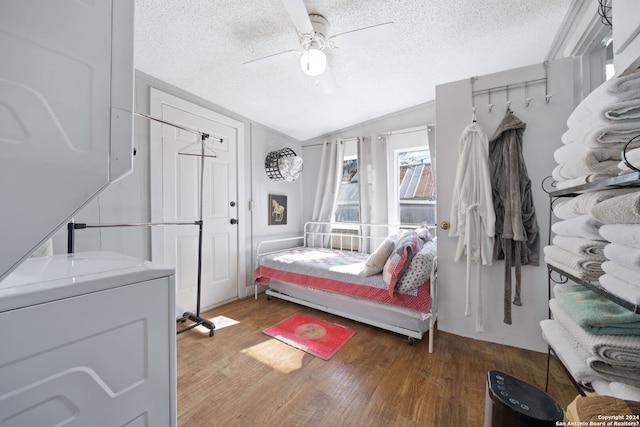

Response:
(302, 137), (360, 148)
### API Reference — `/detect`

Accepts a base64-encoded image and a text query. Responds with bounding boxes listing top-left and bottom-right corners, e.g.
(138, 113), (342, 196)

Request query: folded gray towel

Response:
(592, 192), (640, 224)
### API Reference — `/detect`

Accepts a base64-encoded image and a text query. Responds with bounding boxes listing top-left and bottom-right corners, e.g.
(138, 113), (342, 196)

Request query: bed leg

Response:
(428, 322), (434, 353)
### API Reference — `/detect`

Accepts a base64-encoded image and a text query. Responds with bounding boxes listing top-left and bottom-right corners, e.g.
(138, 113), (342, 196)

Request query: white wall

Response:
(53, 71), (303, 293)
(435, 58), (577, 352)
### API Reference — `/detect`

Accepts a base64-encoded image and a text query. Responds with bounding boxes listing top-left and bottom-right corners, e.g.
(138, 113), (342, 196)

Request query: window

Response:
(397, 148), (436, 225)
(334, 140), (359, 223)
(388, 127), (436, 226)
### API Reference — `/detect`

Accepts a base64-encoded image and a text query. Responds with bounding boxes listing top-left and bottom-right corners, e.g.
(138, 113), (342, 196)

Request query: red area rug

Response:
(263, 313), (355, 360)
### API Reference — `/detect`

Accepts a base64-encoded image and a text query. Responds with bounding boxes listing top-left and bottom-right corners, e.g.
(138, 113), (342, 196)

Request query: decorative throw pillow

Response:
(382, 231), (423, 296)
(363, 234), (398, 277)
(415, 225), (433, 242)
(396, 240), (437, 293)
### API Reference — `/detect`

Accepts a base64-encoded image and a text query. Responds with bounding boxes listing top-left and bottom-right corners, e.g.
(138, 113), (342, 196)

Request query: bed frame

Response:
(254, 222), (437, 352)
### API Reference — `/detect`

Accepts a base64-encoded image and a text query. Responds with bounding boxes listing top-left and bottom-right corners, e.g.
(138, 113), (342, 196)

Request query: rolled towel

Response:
(604, 243), (640, 269)
(552, 215), (604, 240)
(540, 319), (605, 386)
(600, 224), (640, 248)
(599, 273), (640, 305)
(592, 192), (640, 224)
(552, 235), (607, 258)
(553, 283), (640, 335)
(602, 260), (640, 285)
(591, 380), (640, 401)
(544, 245), (604, 281)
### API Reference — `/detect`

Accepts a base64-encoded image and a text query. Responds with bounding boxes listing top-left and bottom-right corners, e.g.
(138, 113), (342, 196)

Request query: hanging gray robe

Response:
(489, 111), (540, 325)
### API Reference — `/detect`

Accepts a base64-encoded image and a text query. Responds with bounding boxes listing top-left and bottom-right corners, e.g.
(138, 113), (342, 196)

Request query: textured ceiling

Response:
(134, 0), (572, 141)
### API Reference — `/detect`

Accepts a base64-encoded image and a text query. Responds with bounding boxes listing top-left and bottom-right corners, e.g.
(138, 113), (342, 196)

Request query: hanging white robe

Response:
(449, 122), (496, 331)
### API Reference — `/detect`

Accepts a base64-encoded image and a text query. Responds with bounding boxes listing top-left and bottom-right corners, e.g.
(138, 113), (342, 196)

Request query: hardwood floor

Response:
(176, 295), (578, 426)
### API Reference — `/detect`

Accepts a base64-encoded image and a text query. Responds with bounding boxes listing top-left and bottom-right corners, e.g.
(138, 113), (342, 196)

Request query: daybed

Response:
(254, 222), (438, 352)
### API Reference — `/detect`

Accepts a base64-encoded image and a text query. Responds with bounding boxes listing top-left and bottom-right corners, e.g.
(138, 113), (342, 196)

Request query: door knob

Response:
(230, 218), (238, 225)
(440, 220), (450, 230)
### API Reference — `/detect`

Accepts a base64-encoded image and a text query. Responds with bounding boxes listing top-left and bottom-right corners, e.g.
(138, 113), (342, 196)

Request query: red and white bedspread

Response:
(254, 247), (430, 312)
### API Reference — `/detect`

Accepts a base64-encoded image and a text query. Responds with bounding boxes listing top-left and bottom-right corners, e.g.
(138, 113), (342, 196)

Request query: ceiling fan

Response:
(244, 0), (395, 94)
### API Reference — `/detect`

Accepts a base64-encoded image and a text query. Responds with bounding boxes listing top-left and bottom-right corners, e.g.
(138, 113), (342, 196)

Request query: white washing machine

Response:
(0, 252), (176, 427)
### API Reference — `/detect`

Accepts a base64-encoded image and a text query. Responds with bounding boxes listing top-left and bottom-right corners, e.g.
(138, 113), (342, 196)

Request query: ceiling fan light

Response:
(300, 48), (327, 76)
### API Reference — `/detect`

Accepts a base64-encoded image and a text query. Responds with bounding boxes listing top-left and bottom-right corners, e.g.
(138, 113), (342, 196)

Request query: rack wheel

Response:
(266, 294), (272, 301)
(408, 337), (415, 345)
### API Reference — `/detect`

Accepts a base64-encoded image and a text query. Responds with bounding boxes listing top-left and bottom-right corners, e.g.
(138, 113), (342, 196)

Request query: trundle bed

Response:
(254, 222), (438, 352)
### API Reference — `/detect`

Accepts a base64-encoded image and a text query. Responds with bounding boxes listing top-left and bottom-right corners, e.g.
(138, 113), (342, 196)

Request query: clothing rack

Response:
(68, 112), (222, 337)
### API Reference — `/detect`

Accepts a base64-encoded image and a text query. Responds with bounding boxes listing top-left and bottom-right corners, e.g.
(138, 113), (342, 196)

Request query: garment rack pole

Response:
(68, 112), (217, 337)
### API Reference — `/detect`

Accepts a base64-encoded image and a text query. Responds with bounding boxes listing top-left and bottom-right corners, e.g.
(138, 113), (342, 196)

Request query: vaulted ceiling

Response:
(134, 0), (573, 141)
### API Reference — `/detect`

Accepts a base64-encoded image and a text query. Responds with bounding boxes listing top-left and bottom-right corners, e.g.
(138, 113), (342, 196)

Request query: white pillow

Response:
(363, 235), (398, 276)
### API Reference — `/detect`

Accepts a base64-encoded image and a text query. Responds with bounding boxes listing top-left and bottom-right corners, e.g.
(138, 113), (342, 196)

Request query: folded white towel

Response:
(553, 199), (579, 220)
(592, 192), (640, 224)
(599, 273), (640, 305)
(540, 319), (605, 386)
(602, 260), (640, 285)
(552, 214), (604, 240)
(554, 143), (622, 164)
(589, 122), (640, 146)
(552, 235), (607, 258)
(600, 224), (640, 248)
(605, 99), (640, 121)
(568, 71), (640, 128)
(591, 380), (640, 401)
(558, 158), (620, 179)
(604, 243), (640, 269)
(562, 122), (640, 147)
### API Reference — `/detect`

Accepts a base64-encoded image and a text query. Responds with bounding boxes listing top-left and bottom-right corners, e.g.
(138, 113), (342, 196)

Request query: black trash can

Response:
(484, 370), (564, 427)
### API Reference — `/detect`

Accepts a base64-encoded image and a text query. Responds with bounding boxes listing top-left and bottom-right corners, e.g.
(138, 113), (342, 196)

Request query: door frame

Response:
(149, 88), (247, 301)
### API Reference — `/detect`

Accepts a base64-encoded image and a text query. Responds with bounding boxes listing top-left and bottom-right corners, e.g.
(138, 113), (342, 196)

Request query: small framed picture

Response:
(268, 194), (288, 225)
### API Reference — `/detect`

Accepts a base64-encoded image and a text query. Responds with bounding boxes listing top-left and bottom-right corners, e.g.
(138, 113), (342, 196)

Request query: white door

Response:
(150, 89), (244, 317)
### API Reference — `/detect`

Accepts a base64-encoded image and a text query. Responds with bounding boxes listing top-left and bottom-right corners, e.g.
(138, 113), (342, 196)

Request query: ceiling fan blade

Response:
(280, 0), (313, 34)
(243, 50), (299, 69)
(318, 65), (337, 95)
(329, 22), (395, 48)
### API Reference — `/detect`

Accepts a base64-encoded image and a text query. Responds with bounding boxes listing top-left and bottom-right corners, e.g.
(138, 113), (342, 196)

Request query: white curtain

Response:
(358, 135), (388, 252)
(310, 139), (345, 246)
